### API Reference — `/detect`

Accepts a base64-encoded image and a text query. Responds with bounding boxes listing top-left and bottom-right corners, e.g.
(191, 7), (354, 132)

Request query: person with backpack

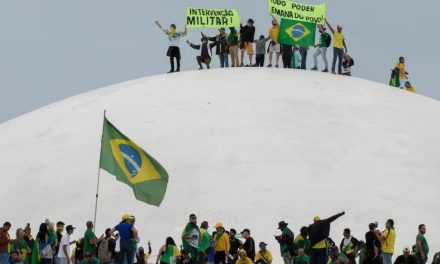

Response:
(240, 19), (256, 66)
(342, 54), (354, 76)
(308, 212), (345, 264)
(311, 25), (331, 72)
(325, 19), (347, 74)
(379, 220), (396, 264)
(155, 21), (187, 73)
(340, 228), (360, 264)
(275, 221), (295, 264)
(97, 229), (115, 264)
(203, 28), (229, 68)
(255, 242), (273, 264)
(186, 37), (212, 70)
(228, 27), (240, 67)
(253, 35), (270, 67)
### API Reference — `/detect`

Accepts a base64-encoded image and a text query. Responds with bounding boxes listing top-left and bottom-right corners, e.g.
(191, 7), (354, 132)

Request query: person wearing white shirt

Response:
(57, 225), (76, 264)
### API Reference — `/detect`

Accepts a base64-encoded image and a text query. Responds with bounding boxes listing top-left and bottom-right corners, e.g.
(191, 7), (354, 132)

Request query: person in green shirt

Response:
(415, 224), (429, 264)
(328, 246), (348, 264)
(198, 221), (211, 264)
(293, 248), (310, 264)
(83, 221), (103, 257)
(81, 252), (99, 264)
(181, 214), (200, 264)
(10, 228), (29, 263)
(295, 227), (310, 255)
(311, 25), (330, 72)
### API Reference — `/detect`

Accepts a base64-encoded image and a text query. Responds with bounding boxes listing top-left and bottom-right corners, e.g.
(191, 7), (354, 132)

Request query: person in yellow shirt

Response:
(404, 81), (417, 93)
(236, 249), (253, 264)
(325, 19), (347, 75)
(380, 219), (397, 264)
(268, 16), (281, 68)
(214, 223), (229, 264)
(255, 242), (273, 264)
(396, 57), (409, 88)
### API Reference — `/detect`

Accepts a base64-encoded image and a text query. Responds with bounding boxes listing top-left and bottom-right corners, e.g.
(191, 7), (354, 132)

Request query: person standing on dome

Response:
(267, 16), (281, 68)
(110, 214), (138, 264)
(325, 19), (347, 75)
(311, 25), (331, 72)
(155, 21), (187, 73)
(182, 214), (200, 264)
(240, 19), (256, 66)
(213, 223), (229, 264)
(275, 221), (295, 264)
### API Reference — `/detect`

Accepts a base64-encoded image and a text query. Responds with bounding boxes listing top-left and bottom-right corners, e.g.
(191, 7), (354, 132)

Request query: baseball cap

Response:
(259, 242), (267, 247)
(66, 225), (75, 231)
(121, 214), (130, 220)
(403, 246), (410, 252)
(278, 221), (288, 229)
(215, 222), (224, 228)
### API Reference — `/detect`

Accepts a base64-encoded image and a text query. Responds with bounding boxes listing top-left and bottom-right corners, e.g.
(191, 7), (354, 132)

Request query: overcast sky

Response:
(0, 0), (438, 123)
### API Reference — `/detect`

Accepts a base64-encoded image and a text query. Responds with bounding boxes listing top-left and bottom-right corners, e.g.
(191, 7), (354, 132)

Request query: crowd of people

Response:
(154, 16), (417, 94)
(0, 212), (435, 264)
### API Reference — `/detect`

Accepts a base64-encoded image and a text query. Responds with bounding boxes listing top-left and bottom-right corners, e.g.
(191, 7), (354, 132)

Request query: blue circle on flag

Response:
(119, 144), (142, 177)
(292, 25), (306, 39)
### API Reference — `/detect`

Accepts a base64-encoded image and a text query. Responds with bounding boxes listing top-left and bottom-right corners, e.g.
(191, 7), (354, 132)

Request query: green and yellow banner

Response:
(186, 7), (240, 28)
(268, 0), (326, 24)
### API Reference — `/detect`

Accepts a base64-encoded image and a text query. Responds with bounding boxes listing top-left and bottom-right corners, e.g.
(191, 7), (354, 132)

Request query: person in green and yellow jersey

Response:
(199, 221), (211, 264)
(293, 248), (310, 264)
(236, 249), (253, 264)
(325, 19), (347, 75)
(255, 242), (273, 264)
(379, 220), (396, 264)
(214, 223), (229, 264)
(340, 228), (360, 264)
(295, 227), (310, 256)
(156, 237), (181, 264)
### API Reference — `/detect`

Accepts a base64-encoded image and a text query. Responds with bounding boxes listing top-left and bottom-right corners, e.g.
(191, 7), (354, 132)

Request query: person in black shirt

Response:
(228, 229), (242, 263)
(364, 223), (382, 264)
(239, 19), (256, 66)
(241, 229), (255, 261)
(187, 37), (212, 70)
(393, 247), (416, 264)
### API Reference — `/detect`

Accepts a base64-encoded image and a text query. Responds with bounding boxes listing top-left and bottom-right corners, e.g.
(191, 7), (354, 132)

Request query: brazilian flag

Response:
(100, 117), (169, 206)
(279, 18), (316, 46)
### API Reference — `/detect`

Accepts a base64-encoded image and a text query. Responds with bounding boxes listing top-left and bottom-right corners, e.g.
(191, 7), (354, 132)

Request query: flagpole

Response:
(94, 110), (106, 231)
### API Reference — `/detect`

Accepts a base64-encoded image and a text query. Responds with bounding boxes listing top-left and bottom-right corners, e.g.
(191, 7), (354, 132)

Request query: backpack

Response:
(98, 238), (112, 263)
(325, 33), (331, 47)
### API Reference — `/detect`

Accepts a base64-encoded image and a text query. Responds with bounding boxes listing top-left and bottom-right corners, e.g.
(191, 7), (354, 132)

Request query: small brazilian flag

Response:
(100, 117), (169, 206)
(278, 18), (316, 46)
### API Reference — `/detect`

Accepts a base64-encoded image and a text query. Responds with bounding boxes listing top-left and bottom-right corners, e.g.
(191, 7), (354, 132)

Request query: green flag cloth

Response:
(279, 18), (316, 46)
(100, 117), (169, 206)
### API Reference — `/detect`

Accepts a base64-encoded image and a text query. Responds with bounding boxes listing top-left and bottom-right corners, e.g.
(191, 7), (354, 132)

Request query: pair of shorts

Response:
(241, 41), (253, 55)
(166, 46), (181, 59)
(269, 42), (281, 53)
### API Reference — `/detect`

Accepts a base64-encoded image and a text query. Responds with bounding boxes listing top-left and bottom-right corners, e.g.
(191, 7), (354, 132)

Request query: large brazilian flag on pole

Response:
(278, 18), (316, 46)
(100, 117), (169, 206)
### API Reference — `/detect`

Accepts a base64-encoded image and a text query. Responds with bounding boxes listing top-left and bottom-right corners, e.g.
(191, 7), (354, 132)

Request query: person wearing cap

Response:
(328, 246), (349, 264)
(255, 242), (273, 264)
(325, 19), (347, 75)
(83, 221), (103, 258)
(275, 221), (295, 264)
(228, 27), (240, 67)
(199, 221), (211, 264)
(340, 228), (360, 264)
(295, 227), (310, 255)
(267, 16), (281, 68)
(228, 229), (243, 264)
(236, 249), (253, 264)
(155, 20), (187, 73)
(240, 19), (256, 66)
(203, 28), (229, 68)
(307, 212), (345, 264)
(379, 220), (396, 264)
(393, 247), (416, 264)
(186, 37), (212, 70)
(311, 25), (331, 72)
(404, 81), (416, 93)
(57, 225), (76, 264)
(110, 214), (138, 264)
(241, 229), (255, 261)
(214, 223), (229, 264)
(181, 214), (200, 264)
(415, 224), (429, 264)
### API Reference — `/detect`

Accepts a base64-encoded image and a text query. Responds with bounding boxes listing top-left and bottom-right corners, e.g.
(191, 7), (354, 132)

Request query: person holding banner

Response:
(228, 27), (240, 67)
(155, 21), (187, 73)
(203, 28), (229, 68)
(240, 19), (256, 67)
(311, 25), (331, 72)
(267, 16), (281, 68)
(325, 19), (347, 75)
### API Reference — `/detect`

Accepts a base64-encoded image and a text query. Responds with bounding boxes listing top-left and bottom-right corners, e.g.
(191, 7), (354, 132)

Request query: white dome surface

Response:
(1, 68), (439, 259)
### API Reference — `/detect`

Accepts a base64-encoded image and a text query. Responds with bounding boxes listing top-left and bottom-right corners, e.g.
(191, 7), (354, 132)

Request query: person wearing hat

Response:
(241, 229), (255, 261)
(308, 212), (345, 264)
(110, 215), (138, 264)
(404, 81), (416, 93)
(181, 214), (200, 264)
(255, 242), (273, 264)
(394, 247), (416, 264)
(325, 19), (347, 74)
(203, 28), (229, 68)
(57, 225), (76, 264)
(239, 19), (256, 66)
(295, 226), (310, 254)
(275, 221), (295, 264)
(186, 37), (212, 70)
(214, 223), (229, 264)
(236, 249), (253, 264)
